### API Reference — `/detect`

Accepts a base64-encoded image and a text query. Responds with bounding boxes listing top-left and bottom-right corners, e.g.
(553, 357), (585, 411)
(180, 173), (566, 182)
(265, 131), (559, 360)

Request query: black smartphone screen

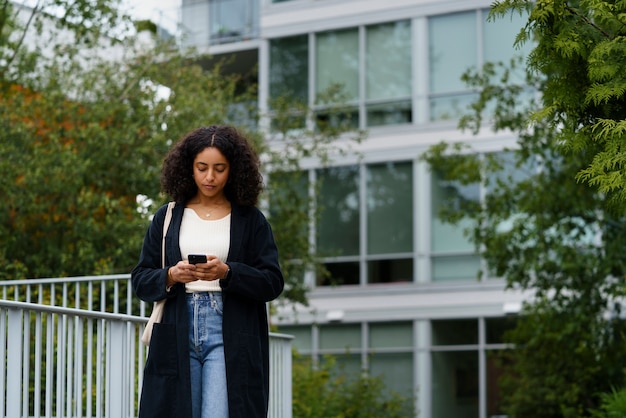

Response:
(188, 254), (207, 264)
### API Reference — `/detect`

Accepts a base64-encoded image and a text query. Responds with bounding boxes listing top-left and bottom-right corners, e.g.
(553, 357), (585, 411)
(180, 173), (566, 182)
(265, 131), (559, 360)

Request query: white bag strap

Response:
(161, 202), (175, 268)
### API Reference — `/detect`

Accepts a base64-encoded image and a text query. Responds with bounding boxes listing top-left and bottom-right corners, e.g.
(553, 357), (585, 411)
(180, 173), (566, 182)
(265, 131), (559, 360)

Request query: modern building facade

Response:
(178, 0), (531, 417)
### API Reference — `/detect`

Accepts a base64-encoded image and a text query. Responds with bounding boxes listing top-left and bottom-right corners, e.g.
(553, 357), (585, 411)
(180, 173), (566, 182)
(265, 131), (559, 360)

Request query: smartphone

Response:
(188, 254), (207, 264)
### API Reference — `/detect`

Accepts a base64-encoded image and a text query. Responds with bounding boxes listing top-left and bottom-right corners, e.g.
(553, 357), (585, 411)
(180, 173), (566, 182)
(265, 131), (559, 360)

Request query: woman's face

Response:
(192, 146), (230, 200)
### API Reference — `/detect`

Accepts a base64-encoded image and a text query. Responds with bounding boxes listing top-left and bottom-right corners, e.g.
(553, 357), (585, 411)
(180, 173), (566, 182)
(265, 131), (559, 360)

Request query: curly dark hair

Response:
(160, 125), (263, 207)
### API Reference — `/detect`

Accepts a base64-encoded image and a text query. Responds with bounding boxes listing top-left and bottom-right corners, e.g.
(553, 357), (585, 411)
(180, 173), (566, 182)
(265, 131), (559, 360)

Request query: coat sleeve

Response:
(220, 209), (284, 303)
(131, 204), (174, 303)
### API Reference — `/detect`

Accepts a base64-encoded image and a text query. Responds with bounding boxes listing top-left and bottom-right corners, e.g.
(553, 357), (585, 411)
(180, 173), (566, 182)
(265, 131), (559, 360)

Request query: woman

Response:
(132, 125), (284, 418)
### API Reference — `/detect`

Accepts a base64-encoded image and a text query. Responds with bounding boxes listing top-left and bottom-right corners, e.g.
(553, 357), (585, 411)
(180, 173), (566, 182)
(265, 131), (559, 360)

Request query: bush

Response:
(590, 387), (626, 418)
(292, 352), (416, 418)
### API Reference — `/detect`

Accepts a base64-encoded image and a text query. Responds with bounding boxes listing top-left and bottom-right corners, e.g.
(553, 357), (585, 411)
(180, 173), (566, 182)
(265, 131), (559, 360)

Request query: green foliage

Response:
(422, 5), (626, 414)
(491, 0), (626, 205)
(292, 352), (416, 418)
(498, 300), (626, 418)
(590, 386), (626, 418)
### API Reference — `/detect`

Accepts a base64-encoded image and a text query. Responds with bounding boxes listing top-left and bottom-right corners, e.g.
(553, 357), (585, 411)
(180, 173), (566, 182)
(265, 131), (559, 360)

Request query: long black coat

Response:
(131, 202), (284, 418)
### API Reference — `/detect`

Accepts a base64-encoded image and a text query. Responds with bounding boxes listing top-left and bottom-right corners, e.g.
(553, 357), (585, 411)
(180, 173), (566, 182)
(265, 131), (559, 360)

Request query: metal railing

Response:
(0, 274), (147, 317)
(1, 299), (146, 418)
(0, 276), (292, 418)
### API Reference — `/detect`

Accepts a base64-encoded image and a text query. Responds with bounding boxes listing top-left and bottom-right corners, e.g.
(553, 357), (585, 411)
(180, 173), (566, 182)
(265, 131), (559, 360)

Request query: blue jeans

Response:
(186, 292), (229, 418)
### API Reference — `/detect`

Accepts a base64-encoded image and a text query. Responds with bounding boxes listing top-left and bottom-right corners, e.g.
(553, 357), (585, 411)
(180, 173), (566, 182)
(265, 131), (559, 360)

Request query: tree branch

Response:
(2, 0), (43, 76)
(565, 4), (612, 39)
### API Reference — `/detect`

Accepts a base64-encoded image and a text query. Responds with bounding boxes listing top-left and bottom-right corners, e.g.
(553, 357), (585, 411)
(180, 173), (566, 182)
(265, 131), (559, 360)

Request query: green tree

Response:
(422, 33), (626, 418)
(0, 1), (363, 307)
(491, 0), (626, 205)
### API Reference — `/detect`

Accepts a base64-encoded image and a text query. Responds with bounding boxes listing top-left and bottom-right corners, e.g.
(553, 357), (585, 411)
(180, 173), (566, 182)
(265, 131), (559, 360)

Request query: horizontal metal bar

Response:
(0, 300), (147, 323)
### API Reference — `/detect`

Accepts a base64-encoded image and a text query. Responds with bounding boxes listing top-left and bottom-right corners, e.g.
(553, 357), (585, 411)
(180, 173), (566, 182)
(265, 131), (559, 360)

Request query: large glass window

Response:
(482, 9), (532, 82)
(209, 0), (258, 44)
(278, 318), (512, 418)
(268, 170), (309, 240)
(369, 322), (413, 348)
(317, 166), (360, 286)
(366, 161), (414, 284)
(365, 21), (412, 127)
(269, 35), (309, 103)
(370, 352), (414, 400)
(316, 29), (359, 102)
(431, 169), (481, 281)
(429, 9), (531, 121)
(432, 351), (479, 418)
(319, 324), (361, 351)
(314, 29), (360, 129)
(366, 162), (413, 254)
(432, 319), (480, 418)
(277, 325), (312, 353)
(429, 11), (478, 121)
(316, 162), (414, 286)
(267, 9), (531, 128)
(485, 317), (516, 417)
(317, 166), (360, 256)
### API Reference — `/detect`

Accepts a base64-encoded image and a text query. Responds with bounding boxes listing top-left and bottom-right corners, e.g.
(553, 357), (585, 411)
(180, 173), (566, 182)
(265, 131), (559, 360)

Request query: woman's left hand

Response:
(192, 255), (229, 281)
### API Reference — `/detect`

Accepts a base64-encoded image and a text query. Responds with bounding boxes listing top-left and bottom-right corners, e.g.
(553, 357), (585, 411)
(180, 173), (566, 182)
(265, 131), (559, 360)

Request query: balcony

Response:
(180, 0), (259, 49)
(0, 275), (292, 418)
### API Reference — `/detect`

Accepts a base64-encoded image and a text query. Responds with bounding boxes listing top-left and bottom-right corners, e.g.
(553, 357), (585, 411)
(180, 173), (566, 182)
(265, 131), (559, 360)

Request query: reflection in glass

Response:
(367, 161), (413, 254)
(270, 35), (309, 102)
(428, 11), (476, 122)
(268, 170), (309, 257)
(370, 352), (415, 401)
(483, 9), (532, 84)
(429, 12), (477, 94)
(319, 324), (361, 350)
(276, 325), (312, 352)
(367, 100), (412, 127)
(209, 0), (258, 44)
(431, 169), (479, 252)
(432, 350), (479, 418)
(431, 254), (481, 282)
(317, 166), (360, 256)
(365, 21), (411, 126)
(369, 322), (413, 348)
(315, 107), (359, 130)
(316, 29), (359, 102)
(366, 21), (411, 101)
(429, 93), (478, 121)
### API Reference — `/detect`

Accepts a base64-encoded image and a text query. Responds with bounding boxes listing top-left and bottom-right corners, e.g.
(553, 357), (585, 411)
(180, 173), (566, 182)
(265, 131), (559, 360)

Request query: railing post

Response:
(269, 333), (293, 418)
(7, 307), (22, 418)
(108, 320), (126, 418)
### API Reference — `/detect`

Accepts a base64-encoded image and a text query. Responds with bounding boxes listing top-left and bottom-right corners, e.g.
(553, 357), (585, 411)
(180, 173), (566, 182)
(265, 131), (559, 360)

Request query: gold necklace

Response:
(193, 201), (227, 218)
